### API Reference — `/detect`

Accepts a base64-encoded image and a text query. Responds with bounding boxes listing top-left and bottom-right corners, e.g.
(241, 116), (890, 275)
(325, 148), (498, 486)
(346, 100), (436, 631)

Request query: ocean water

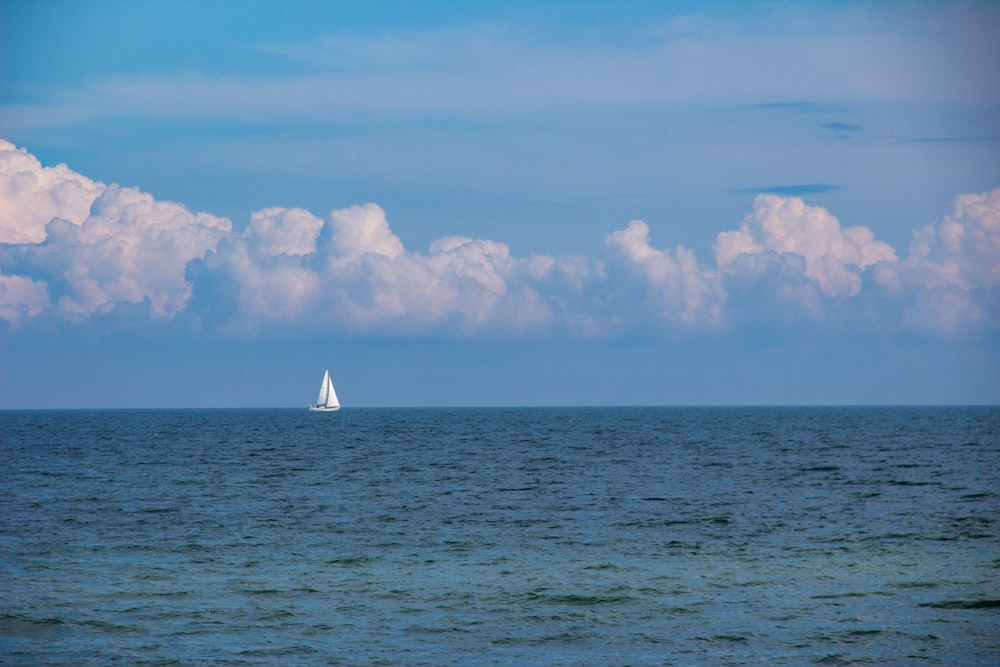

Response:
(1, 407), (998, 666)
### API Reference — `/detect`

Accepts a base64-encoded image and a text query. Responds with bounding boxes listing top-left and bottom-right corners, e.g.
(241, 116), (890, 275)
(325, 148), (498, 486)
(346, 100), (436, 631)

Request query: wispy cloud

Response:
(2, 140), (997, 337)
(901, 136), (1000, 144)
(820, 121), (863, 141)
(751, 102), (836, 114)
(5, 3), (999, 139)
(821, 122), (862, 133)
(737, 185), (844, 196)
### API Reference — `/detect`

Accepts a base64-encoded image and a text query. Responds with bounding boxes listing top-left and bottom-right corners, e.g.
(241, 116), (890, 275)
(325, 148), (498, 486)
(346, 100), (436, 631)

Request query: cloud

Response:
(752, 102), (830, 113)
(901, 136), (1000, 144)
(200, 206), (727, 337)
(715, 194), (897, 299)
(603, 220), (723, 327)
(6, 3), (999, 138)
(821, 122), (862, 133)
(190, 208), (323, 323)
(0, 269), (50, 323)
(707, 190), (999, 334)
(39, 186), (231, 319)
(328, 204), (404, 259)
(873, 188), (1000, 333)
(0, 141), (232, 320)
(1, 141), (996, 337)
(819, 122), (862, 141)
(0, 139), (105, 244)
(942, 189), (1000, 290)
(200, 203), (600, 335)
(736, 184), (844, 197)
(246, 207), (324, 257)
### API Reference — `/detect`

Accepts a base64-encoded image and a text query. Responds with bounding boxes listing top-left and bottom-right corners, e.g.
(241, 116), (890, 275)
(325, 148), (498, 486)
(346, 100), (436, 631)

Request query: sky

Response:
(1, 0), (998, 408)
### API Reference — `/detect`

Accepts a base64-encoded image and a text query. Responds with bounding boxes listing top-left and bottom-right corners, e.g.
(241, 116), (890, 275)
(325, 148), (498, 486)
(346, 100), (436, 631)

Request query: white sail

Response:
(324, 372), (340, 409)
(311, 369), (340, 411)
(316, 370), (331, 407)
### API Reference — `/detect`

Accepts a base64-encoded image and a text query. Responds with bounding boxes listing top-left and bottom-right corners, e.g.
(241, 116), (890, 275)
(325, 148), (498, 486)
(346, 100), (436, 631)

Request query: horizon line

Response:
(3, 404), (997, 411)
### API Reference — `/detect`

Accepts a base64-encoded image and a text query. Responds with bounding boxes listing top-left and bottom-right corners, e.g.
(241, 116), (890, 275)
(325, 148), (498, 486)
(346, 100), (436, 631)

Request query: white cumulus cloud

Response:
(604, 220), (723, 326)
(1, 140), (996, 337)
(0, 269), (50, 323)
(203, 203), (591, 335)
(895, 188), (1000, 292)
(246, 207), (324, 257)
(873, 187), (1000, 333)
(714, 194), (897, 299)
(328, 204), (405, 259)
(0, 139), (105, 244)
(0, 141), (232, 319)
(38, 186), (232, 318)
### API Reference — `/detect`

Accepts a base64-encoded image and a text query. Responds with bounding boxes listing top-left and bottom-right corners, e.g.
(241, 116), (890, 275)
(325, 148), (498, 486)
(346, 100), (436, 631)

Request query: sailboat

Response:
(308, 369), (340, 411)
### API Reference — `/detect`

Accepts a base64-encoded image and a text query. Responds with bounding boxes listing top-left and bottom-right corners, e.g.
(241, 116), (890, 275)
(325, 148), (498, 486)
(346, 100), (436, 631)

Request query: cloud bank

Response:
(1, 140), (997, 336)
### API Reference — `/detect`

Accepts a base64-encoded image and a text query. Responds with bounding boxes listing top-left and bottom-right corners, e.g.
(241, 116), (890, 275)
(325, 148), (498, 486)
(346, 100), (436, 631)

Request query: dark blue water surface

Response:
(2, 407), (998, 665)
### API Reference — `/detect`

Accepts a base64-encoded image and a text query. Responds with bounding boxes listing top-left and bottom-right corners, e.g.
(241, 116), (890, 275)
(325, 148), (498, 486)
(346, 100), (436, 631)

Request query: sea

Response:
(1, 407), (998, 666)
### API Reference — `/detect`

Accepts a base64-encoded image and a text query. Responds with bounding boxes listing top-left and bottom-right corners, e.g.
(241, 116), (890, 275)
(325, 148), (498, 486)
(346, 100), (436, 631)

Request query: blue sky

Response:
(1, 0), (998, 407)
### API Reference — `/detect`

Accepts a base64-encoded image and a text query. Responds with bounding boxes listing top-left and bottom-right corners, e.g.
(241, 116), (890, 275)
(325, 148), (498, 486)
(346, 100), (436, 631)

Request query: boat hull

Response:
(309, 405), (340, 411)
